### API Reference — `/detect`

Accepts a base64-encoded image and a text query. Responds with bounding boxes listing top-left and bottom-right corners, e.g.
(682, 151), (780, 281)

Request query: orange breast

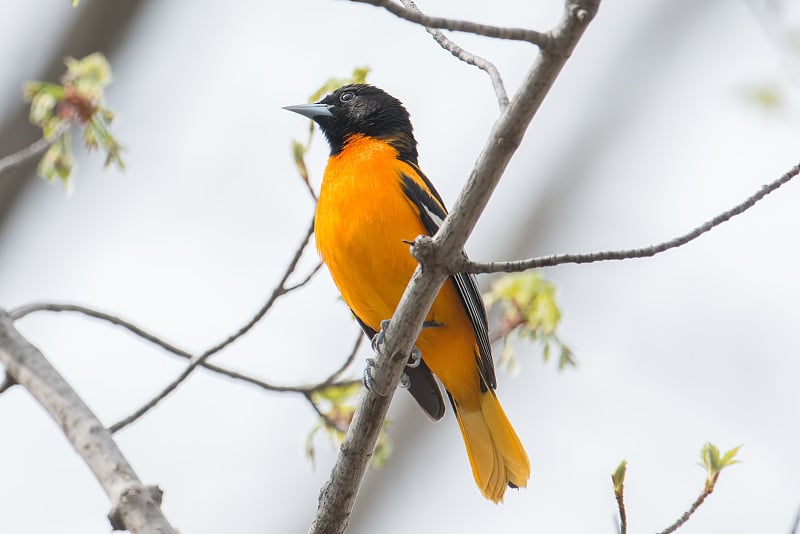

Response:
(315, 135), (482, 407)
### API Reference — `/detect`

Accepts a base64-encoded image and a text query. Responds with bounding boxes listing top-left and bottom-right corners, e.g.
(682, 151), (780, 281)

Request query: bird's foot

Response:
(364, 320), (424, 391)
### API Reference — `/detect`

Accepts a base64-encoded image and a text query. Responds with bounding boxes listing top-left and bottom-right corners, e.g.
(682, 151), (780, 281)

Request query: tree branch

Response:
(459, 161), (800, 274)
(656, 485), (714, 534)
(0, 125), (70, 179)
(398, 0), (509, 108)
(308, 2), (599, 533)
(109, 215), (316, 433)
(10, 301), (358, 395)
(0, 309), (176, 533)
(351, 0), (552, 48)
(615, 484), (627, 534)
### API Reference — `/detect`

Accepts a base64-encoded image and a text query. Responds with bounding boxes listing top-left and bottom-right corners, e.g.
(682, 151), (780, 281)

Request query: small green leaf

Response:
(64, 52), (112, 95)
(292, 139), (310, 184)
(720, 445), (742, 467)
(29, 92), (57, 125)
(350, 67), (370, 85)
(308, 67), (371, 103)
(84, 124), (98, 150)
(698, 442), (741, 491)
(558, 343), (576, 369)
(612, 459), (627, 495)
(305, 419), (324, 469)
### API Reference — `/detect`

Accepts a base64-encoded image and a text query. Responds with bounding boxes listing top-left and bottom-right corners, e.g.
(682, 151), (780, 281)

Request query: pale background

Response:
(1, 0), (799, 533)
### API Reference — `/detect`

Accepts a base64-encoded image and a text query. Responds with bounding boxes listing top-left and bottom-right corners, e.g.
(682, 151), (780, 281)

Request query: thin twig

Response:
(461, 161), (800, 274)
(399, 0), (509, 108)
(615, 487), (627, 534)
(656, 487), (713, 534)
(302, 337), (367, 447)
(0, 124), (71, 178)
(285, 261), (323, 292)
(11, 301), (357, 394)
(304, 391), (347, 431)
(317, 333), (364, 387)
(308, 2), (600, 532)
(0, 310), (176, 533)
(108, 216), (316, 433)
(351, 0), (552, 48)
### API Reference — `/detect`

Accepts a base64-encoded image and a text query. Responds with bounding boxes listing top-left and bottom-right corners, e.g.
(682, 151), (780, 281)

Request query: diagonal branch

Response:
(0, 124), (71, 179)
(308, 2), (600, 533)
(10, 301), (357, 395)
(459, 161), (800, 274)
(399, 0), (509, 108)
(656, 485), (714, 534)
(351, 0), (552, 48)
(0, 309), (176, 534)
(109, 215), (316, 433)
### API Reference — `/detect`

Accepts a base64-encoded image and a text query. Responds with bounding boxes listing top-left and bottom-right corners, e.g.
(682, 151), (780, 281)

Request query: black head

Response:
(285, 84), (418, 163)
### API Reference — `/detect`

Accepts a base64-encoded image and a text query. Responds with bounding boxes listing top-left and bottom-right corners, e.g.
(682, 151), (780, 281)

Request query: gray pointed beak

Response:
(283, 103), (334, 119)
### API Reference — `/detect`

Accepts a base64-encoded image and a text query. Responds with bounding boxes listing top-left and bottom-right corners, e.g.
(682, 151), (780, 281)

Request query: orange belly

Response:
(315, 136), (482, 407)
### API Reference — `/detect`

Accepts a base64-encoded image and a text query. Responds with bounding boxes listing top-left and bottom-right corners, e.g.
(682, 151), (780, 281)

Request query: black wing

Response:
(352, 311), (445, 420)
(400, 168), (496, 390)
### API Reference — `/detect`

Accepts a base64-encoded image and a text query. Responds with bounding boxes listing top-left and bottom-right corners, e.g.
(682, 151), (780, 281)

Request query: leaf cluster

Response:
(23, 52), (123, 184)
(484, 271), (573, 372)
(305, 381), (392, 469)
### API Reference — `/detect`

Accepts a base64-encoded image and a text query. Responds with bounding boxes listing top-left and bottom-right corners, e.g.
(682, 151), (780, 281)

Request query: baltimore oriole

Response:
(286, 84), (530, 502)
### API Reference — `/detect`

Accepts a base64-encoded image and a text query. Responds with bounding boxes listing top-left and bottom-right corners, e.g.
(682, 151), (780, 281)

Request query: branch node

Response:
(409, 234), (435, 262)
(0, 373), (17, 394)
(410, 235), (454, 273)
(108, 485), (165, 531)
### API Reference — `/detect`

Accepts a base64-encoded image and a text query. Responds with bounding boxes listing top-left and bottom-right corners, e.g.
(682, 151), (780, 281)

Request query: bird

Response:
(285, 84), (530, 502)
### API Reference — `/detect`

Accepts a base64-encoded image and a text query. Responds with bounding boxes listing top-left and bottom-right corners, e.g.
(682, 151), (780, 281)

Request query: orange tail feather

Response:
(453, 391), (530, 502)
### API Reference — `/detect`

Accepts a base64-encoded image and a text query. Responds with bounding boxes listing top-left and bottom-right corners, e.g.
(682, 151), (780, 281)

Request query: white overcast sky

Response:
(1, 1), (799, 533)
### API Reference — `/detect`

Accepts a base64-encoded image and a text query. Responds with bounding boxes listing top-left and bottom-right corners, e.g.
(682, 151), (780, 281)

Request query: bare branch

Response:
(316, 332), (364, 388)
(284, 261), (323, 292)
(109, 216), (316, 433)
(461, 161), (800, 274)
(10, 302), (297, 392)
(656, 486), (714, 534)
(351, 0), (552, 48)
(399, 0), (509, 108)
(0, 309), (176, 533)
(308, 2), (600, 533)
(615, 485), (627, 534)
(0, 125), (69, 178)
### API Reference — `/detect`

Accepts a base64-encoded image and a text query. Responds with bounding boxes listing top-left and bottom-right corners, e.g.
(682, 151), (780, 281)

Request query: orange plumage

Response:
(286, 84), (530, 501)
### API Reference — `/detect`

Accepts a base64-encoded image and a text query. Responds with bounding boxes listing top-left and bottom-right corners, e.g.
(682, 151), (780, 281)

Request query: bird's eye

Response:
(340, 91), (355, 103)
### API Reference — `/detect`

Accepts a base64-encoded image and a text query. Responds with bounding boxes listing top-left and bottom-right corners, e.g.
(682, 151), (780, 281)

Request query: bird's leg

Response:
(364, 319), (432, 391)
